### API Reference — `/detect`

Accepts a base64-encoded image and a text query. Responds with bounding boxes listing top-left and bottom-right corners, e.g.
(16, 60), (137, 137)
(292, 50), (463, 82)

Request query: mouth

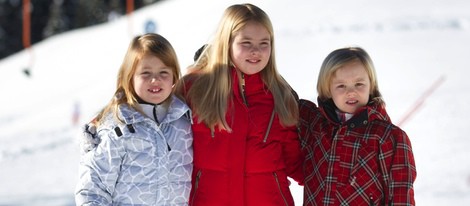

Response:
(246, 59), (260, 63)
(346, 100), (358, 105)
(148, 88), (162, 93)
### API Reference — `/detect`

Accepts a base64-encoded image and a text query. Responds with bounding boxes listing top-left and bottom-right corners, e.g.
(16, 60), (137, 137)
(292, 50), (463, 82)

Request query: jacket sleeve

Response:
(75, 128), (124, 206)
(281, 123), (304, 185)
(298, 99), (318, 150)
(380, 128), (417, 205)
(293, 99), (319, 185)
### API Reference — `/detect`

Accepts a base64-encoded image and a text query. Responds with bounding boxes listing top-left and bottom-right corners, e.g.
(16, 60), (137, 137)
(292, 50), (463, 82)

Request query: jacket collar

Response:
(318, 97), (390, 128)
(117, 95), (191, 125)
(231, 67), (265, 105)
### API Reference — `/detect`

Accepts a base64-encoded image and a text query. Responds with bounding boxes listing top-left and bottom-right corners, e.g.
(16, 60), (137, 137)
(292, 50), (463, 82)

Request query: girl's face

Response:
(133, 54), (174, 105)
(230, 21), (271, 75)
(330, 61), (371, 114)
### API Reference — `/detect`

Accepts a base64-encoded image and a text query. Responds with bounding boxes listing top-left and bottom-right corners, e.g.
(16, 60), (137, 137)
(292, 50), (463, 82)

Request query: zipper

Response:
(191, 170), (202, 206)
(263, 110), (275, 143)
(240, 73), (248, 106)
(273, 172), (289, 206)
(152, 106), (171, 150)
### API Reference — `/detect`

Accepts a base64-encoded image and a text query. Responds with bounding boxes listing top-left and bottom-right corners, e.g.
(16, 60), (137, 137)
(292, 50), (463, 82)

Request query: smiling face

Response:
(330, 60), (371, 114)
(133, 54), (174, 105)
(230, 21), (271, 75)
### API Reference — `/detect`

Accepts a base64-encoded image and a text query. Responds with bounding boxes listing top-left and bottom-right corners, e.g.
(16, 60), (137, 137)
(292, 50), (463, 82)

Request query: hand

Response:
(79, 122), (100, 154)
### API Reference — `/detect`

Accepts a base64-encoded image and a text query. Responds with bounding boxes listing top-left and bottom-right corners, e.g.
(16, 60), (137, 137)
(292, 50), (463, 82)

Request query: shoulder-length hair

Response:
(317, 46), (383, 104)
(96, 33), (181, 125)
(181, 3), (298, 131)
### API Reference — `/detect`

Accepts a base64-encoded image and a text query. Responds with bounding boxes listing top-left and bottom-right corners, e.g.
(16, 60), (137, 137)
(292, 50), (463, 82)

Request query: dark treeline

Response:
(0, 0), (161, 60)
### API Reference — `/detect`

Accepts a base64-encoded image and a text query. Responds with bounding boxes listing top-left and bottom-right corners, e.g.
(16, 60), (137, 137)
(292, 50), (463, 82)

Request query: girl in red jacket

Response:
(299, 47), (417, 206)
(176, 3), (303, 206)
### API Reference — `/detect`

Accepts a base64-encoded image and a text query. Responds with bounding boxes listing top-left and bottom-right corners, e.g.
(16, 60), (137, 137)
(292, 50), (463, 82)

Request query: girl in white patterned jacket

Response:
(75, 33), (193, 206)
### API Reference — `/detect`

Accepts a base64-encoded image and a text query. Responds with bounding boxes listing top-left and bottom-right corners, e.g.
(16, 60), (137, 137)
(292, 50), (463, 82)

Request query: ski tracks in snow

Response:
(0, 126), (77, 161)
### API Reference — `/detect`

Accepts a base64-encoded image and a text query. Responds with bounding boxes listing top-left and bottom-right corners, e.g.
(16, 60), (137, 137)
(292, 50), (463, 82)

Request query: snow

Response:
(1, 0), (469, 205)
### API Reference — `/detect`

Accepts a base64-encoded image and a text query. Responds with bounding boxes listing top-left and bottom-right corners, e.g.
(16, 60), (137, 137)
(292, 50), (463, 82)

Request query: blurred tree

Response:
(0, 0), (160, 60)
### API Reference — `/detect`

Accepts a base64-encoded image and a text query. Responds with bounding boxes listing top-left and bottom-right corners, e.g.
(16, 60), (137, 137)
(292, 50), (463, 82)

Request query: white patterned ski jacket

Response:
(75, 95), (193, 206)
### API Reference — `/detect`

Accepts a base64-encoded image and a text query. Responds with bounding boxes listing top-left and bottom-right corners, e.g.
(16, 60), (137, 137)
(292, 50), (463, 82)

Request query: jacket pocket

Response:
(348, 145), (384, 205)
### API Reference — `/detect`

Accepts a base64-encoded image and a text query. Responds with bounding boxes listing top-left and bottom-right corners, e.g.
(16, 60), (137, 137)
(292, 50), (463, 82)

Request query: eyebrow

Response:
(331, 77), (367, 84)
(355, 77), (368, 82)
(238, 35), (270, 41)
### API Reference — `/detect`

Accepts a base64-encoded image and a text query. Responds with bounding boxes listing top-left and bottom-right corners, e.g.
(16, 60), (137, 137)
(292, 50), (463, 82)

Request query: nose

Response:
(250, 45), (260, 55)
(346, 86), (356, 96)
(150, 76), (159, 83)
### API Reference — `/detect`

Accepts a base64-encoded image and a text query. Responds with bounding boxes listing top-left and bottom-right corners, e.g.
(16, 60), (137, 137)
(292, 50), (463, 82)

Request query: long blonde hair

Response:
(317, 46), (384, 104)
(178, 3), (298, 131)
(95, 33), (181, 126)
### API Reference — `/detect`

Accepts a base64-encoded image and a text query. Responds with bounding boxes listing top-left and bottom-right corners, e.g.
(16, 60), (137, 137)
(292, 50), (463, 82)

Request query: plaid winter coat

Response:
(299, 98), (416, 206)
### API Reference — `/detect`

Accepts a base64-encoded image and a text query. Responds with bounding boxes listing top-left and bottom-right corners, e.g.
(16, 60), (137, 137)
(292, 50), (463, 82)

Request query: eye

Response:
(241, 41), (252, 47)
(140, 71), (151, 77)
(355, 82), (365, 87)
(160, 70), (170, 77)
(260, 41), (270, 48)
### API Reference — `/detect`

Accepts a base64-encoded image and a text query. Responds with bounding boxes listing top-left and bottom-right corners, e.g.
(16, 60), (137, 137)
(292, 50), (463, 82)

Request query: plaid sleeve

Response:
(296, 99), (320, 188)
(298, 99), (318, 149)
(379, 126), (417, 206)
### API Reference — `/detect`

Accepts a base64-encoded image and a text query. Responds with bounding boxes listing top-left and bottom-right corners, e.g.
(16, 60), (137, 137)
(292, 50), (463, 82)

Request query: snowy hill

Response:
(1, 0), (470, 205)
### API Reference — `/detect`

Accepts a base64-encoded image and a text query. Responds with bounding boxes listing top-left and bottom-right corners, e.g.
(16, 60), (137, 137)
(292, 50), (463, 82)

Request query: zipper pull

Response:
(240, 73), (248, 106)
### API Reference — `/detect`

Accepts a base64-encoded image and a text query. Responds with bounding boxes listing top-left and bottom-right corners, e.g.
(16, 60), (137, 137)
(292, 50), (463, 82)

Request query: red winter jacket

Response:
(299, 98), (416, 206)
(181, 68), (303, 206)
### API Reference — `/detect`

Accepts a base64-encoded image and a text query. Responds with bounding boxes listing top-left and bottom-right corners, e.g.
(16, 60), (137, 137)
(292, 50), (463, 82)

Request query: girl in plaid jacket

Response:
(299, 47), (417, 206)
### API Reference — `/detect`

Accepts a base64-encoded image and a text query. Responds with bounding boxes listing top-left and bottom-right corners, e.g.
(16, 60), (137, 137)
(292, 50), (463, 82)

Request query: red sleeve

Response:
(282, 124), (304, 185)
(380, 128), (417, 205)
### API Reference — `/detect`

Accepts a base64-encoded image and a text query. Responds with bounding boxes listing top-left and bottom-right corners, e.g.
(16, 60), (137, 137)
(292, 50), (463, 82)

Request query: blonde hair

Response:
(179, 3), (298, 131)
(317, 46), (383, 104)
(96, 33), (181, 125)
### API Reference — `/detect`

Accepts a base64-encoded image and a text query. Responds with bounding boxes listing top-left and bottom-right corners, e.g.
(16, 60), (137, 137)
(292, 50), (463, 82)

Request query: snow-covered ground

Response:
(1, 0), (469, 205)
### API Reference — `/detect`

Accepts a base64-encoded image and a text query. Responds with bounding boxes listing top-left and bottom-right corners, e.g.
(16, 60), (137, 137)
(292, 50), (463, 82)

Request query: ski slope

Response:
(1, 0), (469, 205)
